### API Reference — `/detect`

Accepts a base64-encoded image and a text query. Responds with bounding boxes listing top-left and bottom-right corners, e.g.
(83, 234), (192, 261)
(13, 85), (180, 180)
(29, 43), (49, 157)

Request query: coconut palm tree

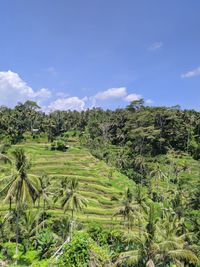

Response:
(116, 205), (198, 267)
(37, 174), (53, 227)
(150, 163), (168, 190)
(0, 148), (40, 255)
(61, 178), (87, 219)
(114, 188), (140, 231)
(155, 211), (198, 266)
(53, 176), (69, 205)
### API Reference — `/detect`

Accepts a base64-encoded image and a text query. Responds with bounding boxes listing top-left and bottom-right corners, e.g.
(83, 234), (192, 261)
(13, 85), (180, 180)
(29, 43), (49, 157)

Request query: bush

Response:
(0, 242), (23, 260)
(188, 138), (200, 160)
(57, 232), (90, 267)
(57, 231), (111, 267)
(32, 259), (50, 267)
(51, 137), (68, 151)
(18, 250), (37, 265)
(0, 142), (11, 154)
(36, 229), (57, 260)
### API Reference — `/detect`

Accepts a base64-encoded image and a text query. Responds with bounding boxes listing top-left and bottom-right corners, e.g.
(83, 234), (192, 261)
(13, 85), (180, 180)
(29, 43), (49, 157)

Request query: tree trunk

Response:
(15, 199), (20, 259)
(9, 197), (12, 212)
(146, 259), (155, 267)
(71, 209), (74, 220)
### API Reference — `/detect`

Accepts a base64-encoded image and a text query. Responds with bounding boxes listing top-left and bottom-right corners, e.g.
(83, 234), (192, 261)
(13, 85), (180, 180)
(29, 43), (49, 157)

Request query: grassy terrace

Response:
(0, 138), (133, 226)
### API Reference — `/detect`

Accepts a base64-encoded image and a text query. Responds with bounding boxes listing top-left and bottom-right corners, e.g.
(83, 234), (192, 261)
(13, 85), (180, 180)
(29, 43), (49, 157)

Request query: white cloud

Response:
(91, 87), (145, 107)
(33, 88), (52, 100)
(48, 97), (85, 111)
(145, 99), (154, 104)
(124, 93), (142, 102)
(181, 67), (200, 78)
(0, 70), (51, 107)
(148, 42), (163, 51)
(0, 70), (149, 111)
(94, 87), (127, 100)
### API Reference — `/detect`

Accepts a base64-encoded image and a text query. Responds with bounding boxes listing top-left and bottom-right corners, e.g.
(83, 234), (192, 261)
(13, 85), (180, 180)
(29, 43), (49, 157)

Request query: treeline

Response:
(1, 100), (200, 155)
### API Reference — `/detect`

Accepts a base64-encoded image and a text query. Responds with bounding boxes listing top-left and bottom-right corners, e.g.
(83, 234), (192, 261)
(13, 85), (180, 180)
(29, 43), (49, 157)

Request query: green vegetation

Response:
(0, 100), (199, 266)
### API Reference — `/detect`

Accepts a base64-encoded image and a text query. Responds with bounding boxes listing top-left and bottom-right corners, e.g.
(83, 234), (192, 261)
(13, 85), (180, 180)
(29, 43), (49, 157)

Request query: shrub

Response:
(57, 231), (111, 267)
(18, 250), (37, 265)
(51, 137), (68, 151)
(32, 259), (50, 267)
(0, 242), (23, 260)
(36, 229), (57, 260)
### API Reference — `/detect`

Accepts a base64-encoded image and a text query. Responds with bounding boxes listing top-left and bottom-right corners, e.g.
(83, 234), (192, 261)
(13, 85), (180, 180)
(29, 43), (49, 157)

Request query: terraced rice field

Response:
(0, 139), (133, 226)
(1, 138), (198, 227)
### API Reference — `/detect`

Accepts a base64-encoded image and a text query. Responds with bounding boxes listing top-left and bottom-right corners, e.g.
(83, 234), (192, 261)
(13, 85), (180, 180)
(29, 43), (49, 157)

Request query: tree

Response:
(115, 188), (140, 231)
(61, 178), (87, 219)
(155, 211), (198, 266)
(0, 148), (40, 256)
(116, 205), (198, 267)
(150, 163), (168, 191)
(127, 99), (145, 111)
(190, 179), (200, 210)
(37, 174), (52, 227)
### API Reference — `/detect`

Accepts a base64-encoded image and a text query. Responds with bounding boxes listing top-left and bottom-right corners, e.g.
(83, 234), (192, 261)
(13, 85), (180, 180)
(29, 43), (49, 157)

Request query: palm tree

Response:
(150, 163), (168, 190)
(115, 188), (140, 231)
(61, 178), (87, 220)
(53, 176), (69, 205)
(116, 205), (199, 267)
(0, 148), (40, 256)
(37, 174), (52, 227)
(155, 210), (198, 266)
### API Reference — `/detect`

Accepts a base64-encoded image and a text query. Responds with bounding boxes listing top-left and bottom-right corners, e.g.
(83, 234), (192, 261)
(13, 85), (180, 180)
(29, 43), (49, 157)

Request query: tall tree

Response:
(61, 178), (87, 219)
(0, 148), (40, 256)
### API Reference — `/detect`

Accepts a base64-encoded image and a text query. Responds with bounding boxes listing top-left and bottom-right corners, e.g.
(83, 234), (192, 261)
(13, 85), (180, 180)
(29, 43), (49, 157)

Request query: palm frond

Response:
(115, 250), (139, 266)
(168, 249), (199, 264)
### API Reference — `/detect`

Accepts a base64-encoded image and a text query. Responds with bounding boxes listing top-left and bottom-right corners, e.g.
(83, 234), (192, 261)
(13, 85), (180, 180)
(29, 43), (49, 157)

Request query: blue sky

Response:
(0, 0), (200, 111)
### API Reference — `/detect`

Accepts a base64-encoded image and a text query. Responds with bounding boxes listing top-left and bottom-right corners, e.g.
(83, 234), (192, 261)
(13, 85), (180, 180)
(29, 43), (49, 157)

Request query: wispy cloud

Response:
(181, 67), (200, 78)
(148, 42), (163, 51)
(56, 92), (70, 98)
(43, 67), (57, 76)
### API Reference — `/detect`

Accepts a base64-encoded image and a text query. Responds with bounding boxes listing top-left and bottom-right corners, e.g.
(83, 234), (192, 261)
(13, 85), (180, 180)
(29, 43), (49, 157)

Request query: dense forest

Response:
(0, 100), (199, 266)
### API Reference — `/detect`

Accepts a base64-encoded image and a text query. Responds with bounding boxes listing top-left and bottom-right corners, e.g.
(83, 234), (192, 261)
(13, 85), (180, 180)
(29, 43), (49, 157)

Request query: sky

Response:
(0, 0), (200, 111)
